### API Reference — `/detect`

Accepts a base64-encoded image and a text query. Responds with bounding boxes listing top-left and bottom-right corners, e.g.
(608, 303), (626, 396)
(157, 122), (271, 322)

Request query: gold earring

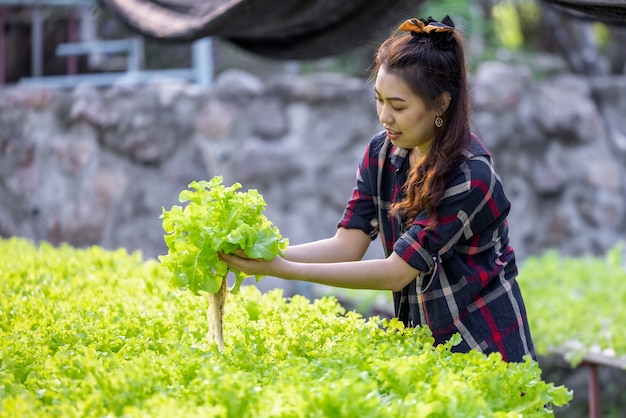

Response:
(435, 116), (443, 128)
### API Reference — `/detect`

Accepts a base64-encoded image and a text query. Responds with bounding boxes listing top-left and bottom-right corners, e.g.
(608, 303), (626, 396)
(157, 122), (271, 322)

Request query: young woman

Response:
(221, 15), (535, 362)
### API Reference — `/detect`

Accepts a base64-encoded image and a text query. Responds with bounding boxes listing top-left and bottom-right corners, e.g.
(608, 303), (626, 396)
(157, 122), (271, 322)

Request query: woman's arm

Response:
(220, 251), (418, 292)
(285, 227), (371, 263)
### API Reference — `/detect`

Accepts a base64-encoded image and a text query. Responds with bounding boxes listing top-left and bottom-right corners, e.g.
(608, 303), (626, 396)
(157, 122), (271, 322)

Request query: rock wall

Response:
(1, 63), (625, 285)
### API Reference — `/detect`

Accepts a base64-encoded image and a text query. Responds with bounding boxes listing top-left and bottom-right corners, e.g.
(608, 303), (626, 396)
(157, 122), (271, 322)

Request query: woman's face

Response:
(375, 66), (439, 152)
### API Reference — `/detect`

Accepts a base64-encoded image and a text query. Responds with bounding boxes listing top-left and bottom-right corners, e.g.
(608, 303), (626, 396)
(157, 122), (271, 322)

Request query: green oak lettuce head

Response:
(158, 176), (288, 295)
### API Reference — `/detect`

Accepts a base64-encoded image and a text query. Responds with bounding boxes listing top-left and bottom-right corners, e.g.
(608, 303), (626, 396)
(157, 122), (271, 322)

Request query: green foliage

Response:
(518, 243), (626, 366)
(159, 176), (288, 295)
(492, 2), (524, 50)
(0, 237), (571, 417)
(593, 22), (612, 51)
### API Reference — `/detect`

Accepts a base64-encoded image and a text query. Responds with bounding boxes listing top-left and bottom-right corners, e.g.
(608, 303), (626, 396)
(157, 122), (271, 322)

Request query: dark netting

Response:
(542, 0), (626, 24)
(98, 0), (423, 59)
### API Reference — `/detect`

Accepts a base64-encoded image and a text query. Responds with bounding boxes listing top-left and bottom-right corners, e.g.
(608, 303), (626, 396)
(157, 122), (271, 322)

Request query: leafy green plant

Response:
(518, 243), (626, 366)
(158, 176), (288, 349)
(0, 237), (572, 417)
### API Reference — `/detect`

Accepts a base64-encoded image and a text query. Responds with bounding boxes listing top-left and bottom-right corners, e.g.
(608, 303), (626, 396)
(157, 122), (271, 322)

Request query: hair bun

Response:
(398, 15), (456, 50)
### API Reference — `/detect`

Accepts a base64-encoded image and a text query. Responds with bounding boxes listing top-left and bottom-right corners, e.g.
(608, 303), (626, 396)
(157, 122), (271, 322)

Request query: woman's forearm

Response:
(219, 227), (416, 291)
(222, 251), (418, 293)
(285, 228), (371, 263)
(280, 258), (411, 291)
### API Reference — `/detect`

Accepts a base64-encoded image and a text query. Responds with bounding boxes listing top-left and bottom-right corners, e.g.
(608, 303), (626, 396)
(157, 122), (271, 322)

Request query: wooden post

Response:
(31, 6), (43, 77)
(67, 8), (77, 75)
(584, 361), (600, 418)
(0, 7), (5, 85)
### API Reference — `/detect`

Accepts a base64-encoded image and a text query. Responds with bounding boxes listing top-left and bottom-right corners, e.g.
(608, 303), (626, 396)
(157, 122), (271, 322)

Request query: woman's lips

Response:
(386, 128), (401, 140)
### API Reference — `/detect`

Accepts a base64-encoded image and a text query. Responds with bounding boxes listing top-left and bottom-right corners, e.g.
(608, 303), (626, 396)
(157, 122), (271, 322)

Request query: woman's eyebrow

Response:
(374, 88), (406, 102)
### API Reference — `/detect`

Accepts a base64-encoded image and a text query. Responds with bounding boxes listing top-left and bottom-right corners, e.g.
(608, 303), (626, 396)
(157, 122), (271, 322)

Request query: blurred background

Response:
(1, 0), (625, 416)
(1, 0), (625, 275)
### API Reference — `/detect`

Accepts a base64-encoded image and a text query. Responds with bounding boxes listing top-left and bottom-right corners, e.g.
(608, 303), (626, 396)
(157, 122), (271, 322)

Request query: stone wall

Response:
(1, 63), (625, 288)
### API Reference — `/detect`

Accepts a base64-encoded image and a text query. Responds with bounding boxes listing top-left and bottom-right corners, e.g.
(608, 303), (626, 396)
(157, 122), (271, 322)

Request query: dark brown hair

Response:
(374, 18), (471, 228)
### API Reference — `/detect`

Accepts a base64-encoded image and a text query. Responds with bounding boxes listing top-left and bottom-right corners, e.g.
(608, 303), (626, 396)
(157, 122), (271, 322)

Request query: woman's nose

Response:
(378, 108), (392, 125)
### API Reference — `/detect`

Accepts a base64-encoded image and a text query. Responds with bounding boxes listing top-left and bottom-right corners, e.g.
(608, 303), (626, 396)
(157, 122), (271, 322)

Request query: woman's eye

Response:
(374, 97), (402, 111)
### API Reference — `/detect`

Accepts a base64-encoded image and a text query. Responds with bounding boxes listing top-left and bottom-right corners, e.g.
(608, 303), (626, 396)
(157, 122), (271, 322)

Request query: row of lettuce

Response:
(518, 243), (626, 366)
(5, 237), (623, 416)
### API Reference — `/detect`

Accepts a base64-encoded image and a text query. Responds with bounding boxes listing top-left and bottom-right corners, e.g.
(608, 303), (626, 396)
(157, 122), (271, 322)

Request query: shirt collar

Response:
(390, 144), (409, 169)
(464, 134), (492, 158)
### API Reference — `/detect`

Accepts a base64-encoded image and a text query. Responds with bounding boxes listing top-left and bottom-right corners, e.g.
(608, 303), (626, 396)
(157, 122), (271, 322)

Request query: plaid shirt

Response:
(339, 132), (535, 362)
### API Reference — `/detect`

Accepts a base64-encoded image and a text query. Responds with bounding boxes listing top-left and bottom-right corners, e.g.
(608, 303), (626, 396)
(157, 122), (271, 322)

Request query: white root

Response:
(207, 277), (228, 351)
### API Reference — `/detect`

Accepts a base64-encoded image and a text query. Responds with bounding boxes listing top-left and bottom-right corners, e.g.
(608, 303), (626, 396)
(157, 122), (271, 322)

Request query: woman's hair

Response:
(374, 16), (471, 228)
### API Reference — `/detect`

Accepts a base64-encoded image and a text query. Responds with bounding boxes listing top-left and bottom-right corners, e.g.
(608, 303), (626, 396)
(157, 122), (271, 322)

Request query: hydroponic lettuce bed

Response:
(0, 237), (571, 417)
(518, 244), (626, 368)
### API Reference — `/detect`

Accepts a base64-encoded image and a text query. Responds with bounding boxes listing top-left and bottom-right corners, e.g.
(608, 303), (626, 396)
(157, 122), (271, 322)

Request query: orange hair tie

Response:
(398, 16), (454, 35)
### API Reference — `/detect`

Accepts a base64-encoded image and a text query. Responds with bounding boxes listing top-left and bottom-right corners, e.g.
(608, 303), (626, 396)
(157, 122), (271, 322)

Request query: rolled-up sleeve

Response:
(338, 140), (380, 240)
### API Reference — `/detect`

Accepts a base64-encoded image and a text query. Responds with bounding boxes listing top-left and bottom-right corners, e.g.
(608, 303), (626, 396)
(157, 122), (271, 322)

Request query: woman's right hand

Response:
(219, 251), (286, 278)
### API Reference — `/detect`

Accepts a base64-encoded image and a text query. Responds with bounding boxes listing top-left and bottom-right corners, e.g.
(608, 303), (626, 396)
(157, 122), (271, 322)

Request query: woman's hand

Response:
(219, 250), (285, 277)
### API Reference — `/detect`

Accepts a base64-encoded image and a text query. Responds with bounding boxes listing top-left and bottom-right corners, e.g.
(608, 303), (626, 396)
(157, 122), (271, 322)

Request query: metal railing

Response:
(550, 344), (626, 418)
(0, 1), (213, 88)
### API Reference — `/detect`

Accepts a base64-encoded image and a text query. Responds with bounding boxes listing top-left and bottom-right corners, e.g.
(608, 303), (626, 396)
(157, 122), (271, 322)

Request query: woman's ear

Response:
(438, 92), (451, 114)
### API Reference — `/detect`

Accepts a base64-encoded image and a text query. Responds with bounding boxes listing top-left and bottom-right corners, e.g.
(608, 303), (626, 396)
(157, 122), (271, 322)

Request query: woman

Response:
(221, 15), (535, 362)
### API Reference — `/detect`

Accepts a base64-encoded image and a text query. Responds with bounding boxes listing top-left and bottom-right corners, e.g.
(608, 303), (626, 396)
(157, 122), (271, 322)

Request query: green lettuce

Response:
(158, 176), (288, 295)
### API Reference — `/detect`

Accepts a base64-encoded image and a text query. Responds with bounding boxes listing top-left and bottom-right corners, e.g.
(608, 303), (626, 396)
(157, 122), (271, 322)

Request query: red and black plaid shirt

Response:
(339, 132), (535, 362)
